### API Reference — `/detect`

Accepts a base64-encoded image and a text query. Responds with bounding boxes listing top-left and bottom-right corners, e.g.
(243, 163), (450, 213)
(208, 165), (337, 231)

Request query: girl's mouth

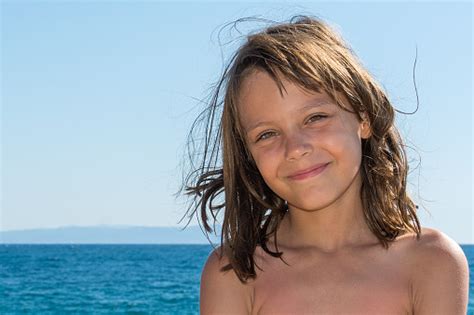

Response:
(287, 162), (330, 181)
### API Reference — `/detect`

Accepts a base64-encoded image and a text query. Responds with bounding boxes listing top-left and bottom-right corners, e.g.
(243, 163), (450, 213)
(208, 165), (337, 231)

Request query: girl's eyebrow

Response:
(300, 99), (334, 111)
(245, 99), (333, 134)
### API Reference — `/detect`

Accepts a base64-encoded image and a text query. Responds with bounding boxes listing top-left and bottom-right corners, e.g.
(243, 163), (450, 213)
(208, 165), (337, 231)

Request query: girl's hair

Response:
(181, 15), (421, 284)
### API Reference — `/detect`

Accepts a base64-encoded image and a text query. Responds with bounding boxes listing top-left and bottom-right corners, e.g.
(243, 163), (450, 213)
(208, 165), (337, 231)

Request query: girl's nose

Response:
(284, 132), (312, 161)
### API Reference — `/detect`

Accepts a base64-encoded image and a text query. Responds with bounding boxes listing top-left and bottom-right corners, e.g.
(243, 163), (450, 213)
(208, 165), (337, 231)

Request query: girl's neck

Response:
(275, 177), (379, 254)
(278, 208), (378, 254)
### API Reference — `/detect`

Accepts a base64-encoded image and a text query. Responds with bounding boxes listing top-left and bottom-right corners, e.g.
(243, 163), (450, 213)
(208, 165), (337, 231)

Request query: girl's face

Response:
(238, 70), (371, 211)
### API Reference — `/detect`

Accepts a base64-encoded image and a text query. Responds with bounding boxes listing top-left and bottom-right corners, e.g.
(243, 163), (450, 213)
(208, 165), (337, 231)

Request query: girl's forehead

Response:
(237, 69), (338, 110)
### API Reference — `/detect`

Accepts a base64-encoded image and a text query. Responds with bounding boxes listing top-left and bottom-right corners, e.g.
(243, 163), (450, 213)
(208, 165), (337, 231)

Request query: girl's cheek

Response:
(328, 132), (363, 163)
(256, 143), (282, 161)
(252, 146), (280, 171)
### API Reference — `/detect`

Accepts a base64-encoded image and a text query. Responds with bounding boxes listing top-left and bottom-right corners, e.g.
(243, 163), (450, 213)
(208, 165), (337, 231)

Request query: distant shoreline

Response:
(0, 225), (221, 244)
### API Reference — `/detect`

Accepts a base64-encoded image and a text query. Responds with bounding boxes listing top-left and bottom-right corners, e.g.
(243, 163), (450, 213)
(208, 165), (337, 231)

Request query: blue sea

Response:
(1, 244), (473, 314)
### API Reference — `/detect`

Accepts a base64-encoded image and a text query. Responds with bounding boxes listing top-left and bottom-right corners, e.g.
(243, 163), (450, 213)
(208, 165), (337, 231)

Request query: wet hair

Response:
(180, 15), (421, 284)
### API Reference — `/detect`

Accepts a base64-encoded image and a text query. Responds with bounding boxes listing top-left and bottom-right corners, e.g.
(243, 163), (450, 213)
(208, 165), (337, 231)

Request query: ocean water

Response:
(1, 244), (473, 314)
(0, 245), (210, 314)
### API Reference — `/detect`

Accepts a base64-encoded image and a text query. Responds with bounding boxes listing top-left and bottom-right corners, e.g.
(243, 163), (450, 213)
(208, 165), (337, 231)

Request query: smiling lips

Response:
(287, 163), (330, 180)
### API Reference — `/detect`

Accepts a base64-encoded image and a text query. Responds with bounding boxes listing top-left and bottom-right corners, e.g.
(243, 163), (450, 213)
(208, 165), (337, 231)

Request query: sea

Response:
(1, 244), (473, 314)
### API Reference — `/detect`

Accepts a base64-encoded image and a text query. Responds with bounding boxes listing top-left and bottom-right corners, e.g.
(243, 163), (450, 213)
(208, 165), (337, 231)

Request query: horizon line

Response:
(0, 224), (205, 233)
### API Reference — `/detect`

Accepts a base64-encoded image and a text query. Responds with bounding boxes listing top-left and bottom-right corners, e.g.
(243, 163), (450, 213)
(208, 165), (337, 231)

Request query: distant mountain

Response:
(0, 225), (222, 244)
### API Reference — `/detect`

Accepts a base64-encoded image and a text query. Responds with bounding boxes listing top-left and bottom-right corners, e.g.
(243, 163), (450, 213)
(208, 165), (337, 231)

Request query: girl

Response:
(182, 16), (469, 314)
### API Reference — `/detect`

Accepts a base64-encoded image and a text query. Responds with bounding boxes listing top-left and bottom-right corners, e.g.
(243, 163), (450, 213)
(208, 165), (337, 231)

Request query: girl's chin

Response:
(287, 199), (335, 212)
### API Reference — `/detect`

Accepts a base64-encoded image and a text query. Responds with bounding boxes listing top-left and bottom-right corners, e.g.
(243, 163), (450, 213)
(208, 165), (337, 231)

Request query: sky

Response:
(1, 1), (472, 244)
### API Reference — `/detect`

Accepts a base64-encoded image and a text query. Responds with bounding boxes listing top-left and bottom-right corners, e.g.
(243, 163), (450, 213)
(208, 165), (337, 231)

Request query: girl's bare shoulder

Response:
(402, 227), (467, 261)
(397, 226), (468, 280)
(200, 246), (254, 314)
(402, 227), (469, 313)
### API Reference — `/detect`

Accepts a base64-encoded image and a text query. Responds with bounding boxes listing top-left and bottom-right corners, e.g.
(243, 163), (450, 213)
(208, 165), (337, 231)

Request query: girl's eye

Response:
(256, 131), (277, 142)
(307, 114), (327, 123)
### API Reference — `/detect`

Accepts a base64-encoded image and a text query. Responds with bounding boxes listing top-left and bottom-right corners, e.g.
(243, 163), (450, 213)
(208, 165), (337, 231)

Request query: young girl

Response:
(182, 16), (469, 314)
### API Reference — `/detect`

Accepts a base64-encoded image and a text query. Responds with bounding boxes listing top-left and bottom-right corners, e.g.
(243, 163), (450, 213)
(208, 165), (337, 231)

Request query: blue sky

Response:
(1, 1), (472, 244)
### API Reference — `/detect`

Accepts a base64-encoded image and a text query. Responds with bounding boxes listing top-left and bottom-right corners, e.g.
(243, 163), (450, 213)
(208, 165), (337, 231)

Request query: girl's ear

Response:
(360, 113), (372, 139)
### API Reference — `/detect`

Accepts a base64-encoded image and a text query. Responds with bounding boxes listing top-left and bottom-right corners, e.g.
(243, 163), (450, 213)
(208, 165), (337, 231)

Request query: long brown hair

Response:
(180, 15), (421, 284)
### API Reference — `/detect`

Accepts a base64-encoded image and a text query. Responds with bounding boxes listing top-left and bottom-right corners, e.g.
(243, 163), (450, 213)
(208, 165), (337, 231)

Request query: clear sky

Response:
(1, 1), (472, 244)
